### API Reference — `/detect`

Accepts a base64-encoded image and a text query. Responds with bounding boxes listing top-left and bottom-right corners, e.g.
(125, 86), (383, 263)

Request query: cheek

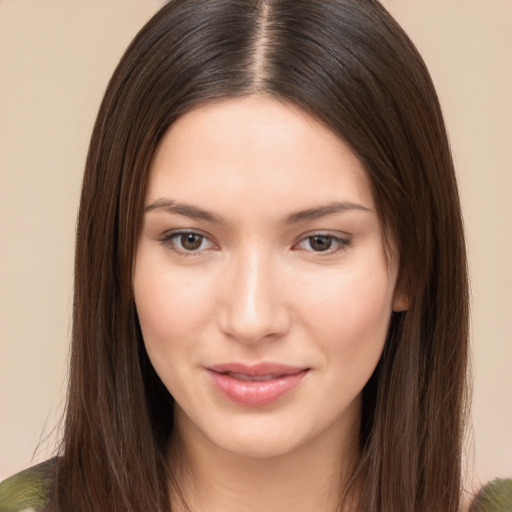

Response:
(133, 256), (216, 357)
(296, 264), (394, 372)
(302, 264), (393, 329)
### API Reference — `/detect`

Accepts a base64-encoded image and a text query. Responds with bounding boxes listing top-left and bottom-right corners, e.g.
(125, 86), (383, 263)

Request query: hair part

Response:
(49, 1), (469, 511)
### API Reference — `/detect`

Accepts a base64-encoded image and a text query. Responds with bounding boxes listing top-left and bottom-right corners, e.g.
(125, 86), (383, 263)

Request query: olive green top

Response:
(0, 459), (55, 512)
(0, 459), (510, 512)
(469, 478), (512, 512)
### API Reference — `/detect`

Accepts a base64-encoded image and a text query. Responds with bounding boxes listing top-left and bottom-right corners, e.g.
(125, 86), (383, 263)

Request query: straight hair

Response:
(48, 1), (469, 511)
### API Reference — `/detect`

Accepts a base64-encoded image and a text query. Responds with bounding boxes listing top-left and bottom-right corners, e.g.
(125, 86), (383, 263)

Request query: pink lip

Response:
(206, 363), (309, 407)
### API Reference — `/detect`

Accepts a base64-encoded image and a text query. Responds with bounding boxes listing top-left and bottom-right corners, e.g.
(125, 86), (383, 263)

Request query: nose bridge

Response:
(219, 244), (288, 343)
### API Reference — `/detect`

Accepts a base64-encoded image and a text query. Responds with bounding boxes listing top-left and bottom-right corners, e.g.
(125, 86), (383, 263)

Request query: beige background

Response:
(1, 0), (511, 490)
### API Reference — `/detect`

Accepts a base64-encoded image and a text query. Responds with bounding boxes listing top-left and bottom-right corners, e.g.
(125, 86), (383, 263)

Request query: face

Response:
(133, 96), (403, 459)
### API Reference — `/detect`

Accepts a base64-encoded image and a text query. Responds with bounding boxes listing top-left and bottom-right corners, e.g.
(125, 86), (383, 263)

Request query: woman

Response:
(0, 0), (471, 511)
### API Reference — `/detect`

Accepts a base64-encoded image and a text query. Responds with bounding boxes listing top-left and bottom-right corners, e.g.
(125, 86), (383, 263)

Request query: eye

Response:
(160, 230), (216, 255)
(295, 234), (350, 253)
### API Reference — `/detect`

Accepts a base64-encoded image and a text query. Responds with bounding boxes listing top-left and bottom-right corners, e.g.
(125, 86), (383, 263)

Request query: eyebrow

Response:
(285, 201), (371, 223)
(145, 198), (224, 223)
(144, 198), (371, 224)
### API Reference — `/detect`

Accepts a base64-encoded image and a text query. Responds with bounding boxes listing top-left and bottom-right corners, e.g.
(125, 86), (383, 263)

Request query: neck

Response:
(167, 409), (360, 512)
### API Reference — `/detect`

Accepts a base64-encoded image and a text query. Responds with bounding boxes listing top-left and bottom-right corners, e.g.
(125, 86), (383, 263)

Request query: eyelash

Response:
(160, 230), (216, 256)
(160, 230), (351, 257)
(295, 234), (351, 254)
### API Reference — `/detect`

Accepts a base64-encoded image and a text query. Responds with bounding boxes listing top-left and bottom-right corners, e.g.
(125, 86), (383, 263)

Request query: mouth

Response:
(219, 372), (288, 382)
(206, 363), (310, 407)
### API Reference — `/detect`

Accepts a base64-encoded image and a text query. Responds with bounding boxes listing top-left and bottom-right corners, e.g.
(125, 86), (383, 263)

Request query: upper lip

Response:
(207, 362), (309, 377)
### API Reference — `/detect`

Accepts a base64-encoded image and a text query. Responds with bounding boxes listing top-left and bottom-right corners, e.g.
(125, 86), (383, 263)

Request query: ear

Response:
(393, 294), (409, 312)
(392, 273), (410, 312)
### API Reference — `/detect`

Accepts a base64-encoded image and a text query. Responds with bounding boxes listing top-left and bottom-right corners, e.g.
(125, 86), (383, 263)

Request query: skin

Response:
(133, 96), (407, 512)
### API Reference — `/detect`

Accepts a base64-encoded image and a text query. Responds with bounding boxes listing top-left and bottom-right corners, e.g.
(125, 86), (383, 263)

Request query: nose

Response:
(217, 249), (291, 345)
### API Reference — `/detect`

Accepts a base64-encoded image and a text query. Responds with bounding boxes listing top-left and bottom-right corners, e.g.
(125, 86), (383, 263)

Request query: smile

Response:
(206, 363), (309, 407)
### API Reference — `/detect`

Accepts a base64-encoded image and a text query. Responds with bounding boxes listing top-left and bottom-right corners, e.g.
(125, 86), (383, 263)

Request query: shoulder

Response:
(469, 478), (512, 512)
(0, 458), (56, 512)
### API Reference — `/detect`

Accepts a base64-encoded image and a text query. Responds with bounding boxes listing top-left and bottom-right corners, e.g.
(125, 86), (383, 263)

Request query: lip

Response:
(206, 363), (310, 407)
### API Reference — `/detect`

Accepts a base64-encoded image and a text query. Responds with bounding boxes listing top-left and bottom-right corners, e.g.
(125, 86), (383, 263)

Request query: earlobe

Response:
(393, 294), (409, 312)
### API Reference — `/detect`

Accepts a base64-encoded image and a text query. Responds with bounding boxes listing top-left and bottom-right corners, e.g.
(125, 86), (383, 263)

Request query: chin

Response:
(214, 433), (303, 460)
(176, 404), (311, 460)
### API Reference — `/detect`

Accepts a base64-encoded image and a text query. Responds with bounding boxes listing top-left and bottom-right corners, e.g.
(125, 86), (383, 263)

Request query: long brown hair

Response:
(49, 1), (469, 511)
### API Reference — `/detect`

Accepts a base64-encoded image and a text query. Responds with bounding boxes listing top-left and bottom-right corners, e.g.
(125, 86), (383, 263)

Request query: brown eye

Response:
(294, 233), (351, 254)
(160, 230), (215, 255)
(180, 233), (204, 251)
(308, 235), (333, 252)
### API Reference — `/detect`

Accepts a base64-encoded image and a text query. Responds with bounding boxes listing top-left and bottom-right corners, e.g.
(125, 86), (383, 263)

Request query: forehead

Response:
(146, 96), (374, 218)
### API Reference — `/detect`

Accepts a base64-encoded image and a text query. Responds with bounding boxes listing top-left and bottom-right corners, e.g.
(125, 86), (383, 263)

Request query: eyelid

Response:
(293, 231), (352, 254)
(159, 229), (218, 256)
(158, 229), (351, 257)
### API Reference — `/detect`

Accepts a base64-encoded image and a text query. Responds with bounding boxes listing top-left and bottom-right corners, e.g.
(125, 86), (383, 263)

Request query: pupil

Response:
(311, 235), (331, 251)
(181, 233), (202, 250)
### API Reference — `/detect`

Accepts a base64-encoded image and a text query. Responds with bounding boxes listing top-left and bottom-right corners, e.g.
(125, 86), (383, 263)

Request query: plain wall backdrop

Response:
(1, 0), (511, 491)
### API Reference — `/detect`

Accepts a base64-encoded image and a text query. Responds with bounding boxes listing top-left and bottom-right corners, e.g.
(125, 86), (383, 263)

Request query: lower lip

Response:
(207, 370), (309, 407)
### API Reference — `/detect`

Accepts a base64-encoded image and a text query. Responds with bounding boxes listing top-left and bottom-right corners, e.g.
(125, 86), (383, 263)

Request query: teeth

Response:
(227, 372), (282, 382)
